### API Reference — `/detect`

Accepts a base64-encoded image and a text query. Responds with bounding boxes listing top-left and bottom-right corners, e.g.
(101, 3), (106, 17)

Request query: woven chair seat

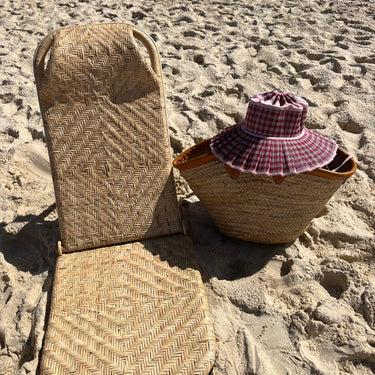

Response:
(41, 235), (213, 374)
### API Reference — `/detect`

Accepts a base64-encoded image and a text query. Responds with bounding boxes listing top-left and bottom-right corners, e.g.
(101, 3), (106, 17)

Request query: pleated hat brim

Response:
(210, 123), (338, 176)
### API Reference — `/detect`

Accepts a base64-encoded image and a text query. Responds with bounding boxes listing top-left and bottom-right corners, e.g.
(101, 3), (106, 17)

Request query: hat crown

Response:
(210, 90), (337, 176)
(243, 90), (308, 138)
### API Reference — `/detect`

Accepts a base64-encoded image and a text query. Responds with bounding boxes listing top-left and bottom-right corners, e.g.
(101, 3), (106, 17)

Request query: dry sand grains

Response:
(0, 1), (374, 374)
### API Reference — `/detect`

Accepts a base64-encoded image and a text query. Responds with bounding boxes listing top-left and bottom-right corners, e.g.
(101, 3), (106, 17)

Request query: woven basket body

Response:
(34, 24), (215, 374)
(174, 139), (356, 244)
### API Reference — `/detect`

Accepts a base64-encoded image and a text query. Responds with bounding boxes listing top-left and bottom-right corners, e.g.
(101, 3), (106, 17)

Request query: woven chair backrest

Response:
(34, 23), (182, 253)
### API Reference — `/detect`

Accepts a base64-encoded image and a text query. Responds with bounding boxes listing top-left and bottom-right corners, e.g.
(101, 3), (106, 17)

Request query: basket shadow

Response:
(187, 200), (291, 281)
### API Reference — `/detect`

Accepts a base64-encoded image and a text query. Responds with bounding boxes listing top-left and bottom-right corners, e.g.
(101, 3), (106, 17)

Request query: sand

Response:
(0, 0), (374, 374)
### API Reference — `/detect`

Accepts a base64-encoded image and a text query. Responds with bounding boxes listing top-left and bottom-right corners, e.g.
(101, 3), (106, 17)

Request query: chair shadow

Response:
(187, 199), (292, 282)
(0, 204), (59, 372)
(0, 204), (59, 276)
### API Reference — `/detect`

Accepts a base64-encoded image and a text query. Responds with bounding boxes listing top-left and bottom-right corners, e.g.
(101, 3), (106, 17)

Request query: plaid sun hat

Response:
(210, 90), (338, 176)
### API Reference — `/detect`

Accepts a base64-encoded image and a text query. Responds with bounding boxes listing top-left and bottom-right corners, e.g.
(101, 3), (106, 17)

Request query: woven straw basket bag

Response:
(173, 138), (356, 244)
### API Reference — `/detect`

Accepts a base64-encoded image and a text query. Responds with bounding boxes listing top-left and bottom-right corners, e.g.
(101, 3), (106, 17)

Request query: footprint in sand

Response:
(337, 117), (363, 135)
(320, 269), (349, 299)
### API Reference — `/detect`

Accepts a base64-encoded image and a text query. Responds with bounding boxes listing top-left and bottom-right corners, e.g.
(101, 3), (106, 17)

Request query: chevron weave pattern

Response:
(35, 23), (216, 375)
(40, 235), (216, 375)
(34, 23), (181, 252)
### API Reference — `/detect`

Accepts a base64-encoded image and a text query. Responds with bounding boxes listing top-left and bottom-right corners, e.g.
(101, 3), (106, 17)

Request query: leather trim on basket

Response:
(173, 138), (357, 181)
(173, 139), (217, 171)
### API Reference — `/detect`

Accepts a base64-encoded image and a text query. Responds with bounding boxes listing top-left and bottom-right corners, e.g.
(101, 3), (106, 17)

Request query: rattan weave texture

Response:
(34, 23), (181, 252)
(35, 23), (216, 374)
(40, 235), (215, 375)
(180, 160), (343, 243)
(174, 139), (356, 244)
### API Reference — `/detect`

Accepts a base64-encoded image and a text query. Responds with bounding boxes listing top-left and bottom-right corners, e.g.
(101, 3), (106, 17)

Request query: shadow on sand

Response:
(187, 200), (292, 282)
(0, 203), (58, 276)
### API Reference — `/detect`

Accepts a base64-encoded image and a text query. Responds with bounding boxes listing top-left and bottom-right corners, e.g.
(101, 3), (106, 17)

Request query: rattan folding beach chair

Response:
(34, 23), (215, 374)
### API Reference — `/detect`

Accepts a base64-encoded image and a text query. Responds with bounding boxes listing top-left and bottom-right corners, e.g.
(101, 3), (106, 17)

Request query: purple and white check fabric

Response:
(210, 90), (338, 176)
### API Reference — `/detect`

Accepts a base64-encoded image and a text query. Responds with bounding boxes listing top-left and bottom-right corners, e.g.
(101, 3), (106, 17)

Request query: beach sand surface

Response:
(0, 1), (374, 374)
